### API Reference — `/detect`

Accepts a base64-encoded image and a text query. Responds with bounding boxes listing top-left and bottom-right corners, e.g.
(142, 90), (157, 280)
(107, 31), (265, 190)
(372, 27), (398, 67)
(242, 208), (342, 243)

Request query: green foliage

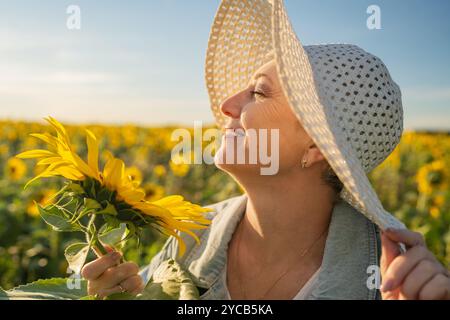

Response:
(0, 259), (199, 300)
(0, 278), (88, 300)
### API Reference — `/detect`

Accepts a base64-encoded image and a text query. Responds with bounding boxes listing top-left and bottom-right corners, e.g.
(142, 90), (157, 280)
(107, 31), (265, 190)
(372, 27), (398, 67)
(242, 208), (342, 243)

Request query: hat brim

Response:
(205, 0), (405, 230)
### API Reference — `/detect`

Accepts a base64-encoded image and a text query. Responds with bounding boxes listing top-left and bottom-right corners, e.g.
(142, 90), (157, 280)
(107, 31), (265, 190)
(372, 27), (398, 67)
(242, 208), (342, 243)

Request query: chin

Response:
(213, 147), (263, 177)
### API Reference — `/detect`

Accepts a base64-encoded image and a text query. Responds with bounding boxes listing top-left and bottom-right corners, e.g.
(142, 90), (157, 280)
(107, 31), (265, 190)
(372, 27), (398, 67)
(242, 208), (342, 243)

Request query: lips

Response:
(223, 127), (246, 138)
(224, 131), (245, 138)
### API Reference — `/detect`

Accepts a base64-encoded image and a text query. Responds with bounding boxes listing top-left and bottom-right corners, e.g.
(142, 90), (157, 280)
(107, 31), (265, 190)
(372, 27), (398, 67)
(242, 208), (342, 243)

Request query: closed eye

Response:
(251, 90), (265, 98)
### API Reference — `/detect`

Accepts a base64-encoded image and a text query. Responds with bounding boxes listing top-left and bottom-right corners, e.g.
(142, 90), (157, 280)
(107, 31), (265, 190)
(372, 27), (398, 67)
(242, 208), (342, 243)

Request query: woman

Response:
(81, 0), (450, 300)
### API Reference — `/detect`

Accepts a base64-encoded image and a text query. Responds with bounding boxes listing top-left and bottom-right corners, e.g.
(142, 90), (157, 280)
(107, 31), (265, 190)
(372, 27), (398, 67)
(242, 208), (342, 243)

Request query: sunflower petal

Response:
(16, 150), (56, 159)
(29, 133), (59, 148)
(152, 195), (185, 207)
(157, 227), (186, 257)
(103, 157), (125, 189)
(37, 157), (67, 166)
(85, 129), (100, 175)
(23, 169), (59, 189)
(53, 165), (85, 181)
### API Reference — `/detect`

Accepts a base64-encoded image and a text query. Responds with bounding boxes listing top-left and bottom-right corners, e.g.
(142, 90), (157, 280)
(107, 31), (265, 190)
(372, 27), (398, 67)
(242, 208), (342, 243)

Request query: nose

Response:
(220, 90), (246, 120)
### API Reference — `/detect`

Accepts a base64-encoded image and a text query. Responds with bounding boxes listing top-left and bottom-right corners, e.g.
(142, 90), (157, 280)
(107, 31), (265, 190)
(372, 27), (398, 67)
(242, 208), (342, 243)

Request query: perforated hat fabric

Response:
(205, 0), (406, 230)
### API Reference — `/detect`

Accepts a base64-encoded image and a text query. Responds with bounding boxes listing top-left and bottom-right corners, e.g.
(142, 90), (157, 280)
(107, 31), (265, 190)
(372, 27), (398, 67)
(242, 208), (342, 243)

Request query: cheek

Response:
(241, 100), (288, 130)
(241, 101), (305, 166)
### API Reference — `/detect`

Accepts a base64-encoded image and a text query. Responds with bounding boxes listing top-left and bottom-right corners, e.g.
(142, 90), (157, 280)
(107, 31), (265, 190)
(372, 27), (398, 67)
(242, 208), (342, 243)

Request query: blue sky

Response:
(0, 0), (449, 130)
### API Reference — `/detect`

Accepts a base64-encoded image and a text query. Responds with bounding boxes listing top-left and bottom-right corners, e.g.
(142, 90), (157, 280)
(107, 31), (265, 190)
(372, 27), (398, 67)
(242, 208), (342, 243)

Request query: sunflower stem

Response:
(93, 239), (108, 257)
(86, 213), (108, 257)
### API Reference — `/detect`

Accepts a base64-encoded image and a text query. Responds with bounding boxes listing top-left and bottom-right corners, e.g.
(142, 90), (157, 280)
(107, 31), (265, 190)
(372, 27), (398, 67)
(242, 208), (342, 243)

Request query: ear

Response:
(306, 144), (326, 166)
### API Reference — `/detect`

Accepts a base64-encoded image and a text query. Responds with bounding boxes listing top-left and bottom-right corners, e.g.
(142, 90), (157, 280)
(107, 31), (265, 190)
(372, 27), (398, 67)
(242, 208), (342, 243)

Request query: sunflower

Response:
(5, 157), (27, 181)
(416, 161), (449, 195)
(169, 154), (190, 178)
(125, 166), (143, 185)
(433, 194), (446, 207)
(16, 117), (212, 256)
(429, 206), (440, 219)
(153, 165), (167, 178)
(143, 183), (165, 201)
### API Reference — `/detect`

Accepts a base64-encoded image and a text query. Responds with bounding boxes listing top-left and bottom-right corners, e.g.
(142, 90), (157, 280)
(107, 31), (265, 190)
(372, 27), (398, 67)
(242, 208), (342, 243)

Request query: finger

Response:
(81, 251), (122, 280)
(418, 273), (450, 300)
(401, 259), (442, 299)
(384, 229), (425, 248)
(94, 262), (140, 290)
(381, 245), (434, 293)
(380, 232), (401, 275)
(120, 275), (145, 295)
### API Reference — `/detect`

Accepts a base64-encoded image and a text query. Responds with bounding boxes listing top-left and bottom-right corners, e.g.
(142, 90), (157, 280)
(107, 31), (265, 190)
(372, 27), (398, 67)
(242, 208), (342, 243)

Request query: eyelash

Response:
(251, 90), (265, 98)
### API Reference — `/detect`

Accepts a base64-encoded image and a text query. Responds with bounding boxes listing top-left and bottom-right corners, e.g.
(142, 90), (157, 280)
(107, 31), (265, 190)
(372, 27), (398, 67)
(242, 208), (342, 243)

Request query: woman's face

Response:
(215, 60), (325, 177)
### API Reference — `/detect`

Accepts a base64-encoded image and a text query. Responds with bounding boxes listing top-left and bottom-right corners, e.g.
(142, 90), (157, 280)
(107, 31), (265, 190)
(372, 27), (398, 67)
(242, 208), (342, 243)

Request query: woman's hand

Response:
(81, 248), (145, 299)
(380, 228), (450, 300)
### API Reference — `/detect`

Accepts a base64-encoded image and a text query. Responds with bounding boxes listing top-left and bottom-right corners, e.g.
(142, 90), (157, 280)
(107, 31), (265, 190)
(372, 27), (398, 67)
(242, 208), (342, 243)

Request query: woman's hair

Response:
(322, 165), (344, 203)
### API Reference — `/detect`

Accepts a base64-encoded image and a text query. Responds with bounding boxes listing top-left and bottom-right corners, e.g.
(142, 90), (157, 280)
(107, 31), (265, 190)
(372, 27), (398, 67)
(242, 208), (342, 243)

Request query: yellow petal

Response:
(103, 157), (125, 188)
(86, 129), (100, 175)
(61, 149), (97, 179)
(29, 133), (59, 148)
(53, 166), (85, 181)
(133, 202), (173, 219)
(117, 187), (146, 203)
(37, 157), (67, 166)
(156, 227), (186, 257)
(24, 168), (59, 189)
(152, 195), (184, 207)
(16, 149), (56, 159)
(45, 117), (71, 147)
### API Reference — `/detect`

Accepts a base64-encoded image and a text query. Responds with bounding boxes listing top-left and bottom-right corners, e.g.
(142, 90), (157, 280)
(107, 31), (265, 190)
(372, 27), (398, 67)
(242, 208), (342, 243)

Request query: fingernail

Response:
(381, 279), (393, 292)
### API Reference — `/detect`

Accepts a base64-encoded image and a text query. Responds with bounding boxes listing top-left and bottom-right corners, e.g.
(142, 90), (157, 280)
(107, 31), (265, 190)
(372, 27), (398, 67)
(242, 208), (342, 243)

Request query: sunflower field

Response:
(1, 120), (449, 289)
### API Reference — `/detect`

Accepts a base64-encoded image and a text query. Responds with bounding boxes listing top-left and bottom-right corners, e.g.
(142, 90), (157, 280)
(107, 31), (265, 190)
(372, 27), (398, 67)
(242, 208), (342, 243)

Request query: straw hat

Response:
(205, 0), (406, 230)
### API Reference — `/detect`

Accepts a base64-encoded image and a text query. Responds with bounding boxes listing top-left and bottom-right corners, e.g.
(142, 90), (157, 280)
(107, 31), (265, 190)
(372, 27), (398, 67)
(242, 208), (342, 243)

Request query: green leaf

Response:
(38, 204), (81, 232)
(138, 259), (199, 300)
(123, 222), (136, 242)
(99, 223), (127, 247)
(82, 178), (96, 198)
(66, 181), (85, 195)
(96, 202), (118, 216)
(64, 242), (90, 274)
(104, 292), (136, 300)
(97, 187), (114, 203)
(84, 198), (101, 210)
(0, 278), (88, 300)
(61, 196), (81, 213)
(0, 287), (7, 298)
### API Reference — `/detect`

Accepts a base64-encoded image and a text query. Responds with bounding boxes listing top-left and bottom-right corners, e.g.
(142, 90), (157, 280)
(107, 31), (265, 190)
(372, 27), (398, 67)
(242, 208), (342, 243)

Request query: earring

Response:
(301, 157), (308, 169)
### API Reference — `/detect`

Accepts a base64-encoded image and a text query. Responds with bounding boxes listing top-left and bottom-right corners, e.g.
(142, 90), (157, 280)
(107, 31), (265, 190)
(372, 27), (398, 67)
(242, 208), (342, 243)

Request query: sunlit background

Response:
(0, 0), (449, 129)
(0, 1), (449, 291)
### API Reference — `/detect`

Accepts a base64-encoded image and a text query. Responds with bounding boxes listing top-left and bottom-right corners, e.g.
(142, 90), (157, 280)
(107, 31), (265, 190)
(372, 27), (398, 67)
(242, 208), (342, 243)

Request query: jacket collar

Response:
(184, 194), (380, 299)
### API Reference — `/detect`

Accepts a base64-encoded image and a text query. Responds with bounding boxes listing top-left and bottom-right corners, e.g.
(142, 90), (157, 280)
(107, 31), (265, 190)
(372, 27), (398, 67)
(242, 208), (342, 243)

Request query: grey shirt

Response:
(140, 194), (382, 300)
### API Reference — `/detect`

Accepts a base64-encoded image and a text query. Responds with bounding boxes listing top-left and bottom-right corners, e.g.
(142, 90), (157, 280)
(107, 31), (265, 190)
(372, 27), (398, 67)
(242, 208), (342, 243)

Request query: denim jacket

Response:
(139, 194), (382, 300)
